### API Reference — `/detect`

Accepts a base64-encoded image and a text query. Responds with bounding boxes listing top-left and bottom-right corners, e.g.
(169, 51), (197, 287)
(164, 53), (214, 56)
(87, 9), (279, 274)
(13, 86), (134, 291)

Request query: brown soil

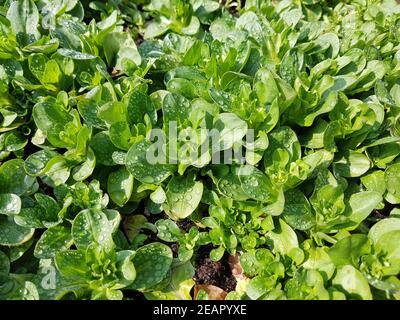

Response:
(373, 202), (396, 219)
(177, 220), (195, 233)
(171, 243), (179, 258)
(193, 245), (237, 292)
(366, 203), (397, 228)
(372, 210), (387, 219)
(135, 34), (144, 47)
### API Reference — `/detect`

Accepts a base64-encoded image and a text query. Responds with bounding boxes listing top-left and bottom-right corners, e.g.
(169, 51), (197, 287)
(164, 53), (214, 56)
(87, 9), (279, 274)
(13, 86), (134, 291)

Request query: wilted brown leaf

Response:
(194, 285), (227, 300)
(111, 67), (121, 76)
(228, 254), (247, 280)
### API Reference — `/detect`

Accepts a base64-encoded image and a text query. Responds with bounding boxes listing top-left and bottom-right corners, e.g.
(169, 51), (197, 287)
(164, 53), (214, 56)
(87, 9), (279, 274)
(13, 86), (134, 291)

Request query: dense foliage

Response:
(1, 0), (400, 300)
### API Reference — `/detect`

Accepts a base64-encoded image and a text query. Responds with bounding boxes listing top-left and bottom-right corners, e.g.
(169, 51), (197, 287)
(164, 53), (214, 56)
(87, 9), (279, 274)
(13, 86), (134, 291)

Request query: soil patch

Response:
(193, 245), (237, 292)
(177, 220), (195, 233)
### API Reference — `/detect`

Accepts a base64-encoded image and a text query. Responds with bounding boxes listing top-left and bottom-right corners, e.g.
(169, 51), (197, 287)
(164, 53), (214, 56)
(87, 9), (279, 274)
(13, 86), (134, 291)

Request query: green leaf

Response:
(103, 32), (141, 69)
(264, 126), (301, 168)
(126, 140), (175, 184)
(332, 265), (372, 300)
(346, 191), (382, 226)
(143, 20), (169, 39)
(333, 151), (371, 178)
(0, 215), (34, 246)
(302, 247), (335, 281)
(125, 91), (157, 126)
(150, 186), (166, 204)
(385, 163), (400, 204)
(57, 49), (96, 60)
(51, 17), (85, 51)
(328, 235), (370, 267)
(7, 0), (40, 46)
(267, 219), (299, 255)
(375, 231), (400, 275)
(360, 170), (386, 195)
(300, 92), (338, 127)
(282, 189), (315, 230)
(15, 193), (61, 228)
(72, 209), (119, 250)
(72, 148), (96, 181)
(34, 225), (72, 259)
(155, 219), (182, 242)
(210, 246), (225, 261)
(254, 68), (279, 105)
(117, 250), (136, 283)
(213, 113), (248, 152)
(0, 159), (36, 196)
(90, 132), (119, 166)
(55, 250), (88, 278)
(109, 122), (132, 151)
(24, 150), (58, 176)
(164, 175), (203, 220)
(0, 194), (21, 216)
(77, 99), (106, 129)
(237, 165), (276, 203)
(107, 168), (134, 207)
(0, 250), (10, 276)
(32, 98), (74, 148)
(41, 156), (70, 186)
(129, 243), (173, 290)
(240, 248), (275, 277)
(97, 101), (126, 126)
(369, 218), (400, 244)
(162, 93), (191, 131)
(246, 275), (277, 300)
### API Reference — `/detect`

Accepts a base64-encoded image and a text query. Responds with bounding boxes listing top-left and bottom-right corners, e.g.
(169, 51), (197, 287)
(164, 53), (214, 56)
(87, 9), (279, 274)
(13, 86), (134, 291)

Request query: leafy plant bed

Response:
(1, 0), (400, 300)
